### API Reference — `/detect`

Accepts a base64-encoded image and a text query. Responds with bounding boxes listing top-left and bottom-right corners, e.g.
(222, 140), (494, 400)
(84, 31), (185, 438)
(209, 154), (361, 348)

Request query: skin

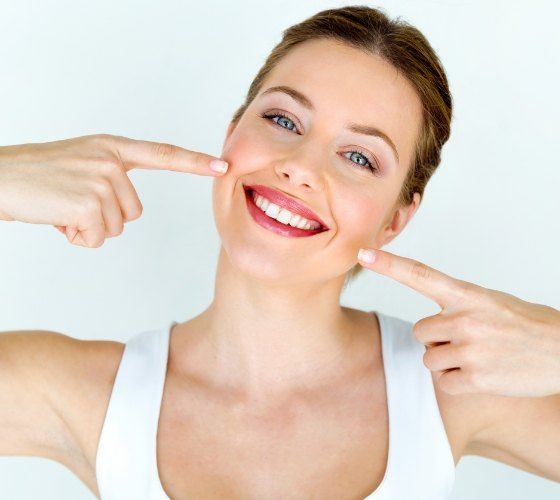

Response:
(0, 33), (558, 493)
(171, 38), (423, 404)
(0, 35), (487, 498)
(358, 248), (560, 398)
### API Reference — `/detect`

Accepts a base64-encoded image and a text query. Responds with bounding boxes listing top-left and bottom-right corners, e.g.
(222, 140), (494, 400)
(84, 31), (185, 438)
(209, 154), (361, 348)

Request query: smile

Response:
(243, 186), (329, 238)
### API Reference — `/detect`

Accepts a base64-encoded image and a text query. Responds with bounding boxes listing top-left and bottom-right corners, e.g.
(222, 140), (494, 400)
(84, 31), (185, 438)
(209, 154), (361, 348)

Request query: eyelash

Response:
(260, 111), (381, 175)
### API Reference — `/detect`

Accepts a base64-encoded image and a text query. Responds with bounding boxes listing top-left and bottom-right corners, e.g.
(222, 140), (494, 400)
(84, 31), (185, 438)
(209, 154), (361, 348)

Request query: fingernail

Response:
(210, 159), (228, 173)
(358, 248), (376, 264)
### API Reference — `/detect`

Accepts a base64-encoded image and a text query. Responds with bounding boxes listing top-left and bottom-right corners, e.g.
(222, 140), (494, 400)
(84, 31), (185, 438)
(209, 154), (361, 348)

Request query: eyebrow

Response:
(260, 85), (400, 164)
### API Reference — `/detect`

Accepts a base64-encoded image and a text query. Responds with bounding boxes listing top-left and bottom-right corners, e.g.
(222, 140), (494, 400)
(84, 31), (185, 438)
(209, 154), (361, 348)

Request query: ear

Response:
(377, 192), (421, 247)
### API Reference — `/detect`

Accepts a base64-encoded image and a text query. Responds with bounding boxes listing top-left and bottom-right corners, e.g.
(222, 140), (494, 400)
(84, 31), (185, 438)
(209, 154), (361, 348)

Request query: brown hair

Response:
(230, 4), (453, 286)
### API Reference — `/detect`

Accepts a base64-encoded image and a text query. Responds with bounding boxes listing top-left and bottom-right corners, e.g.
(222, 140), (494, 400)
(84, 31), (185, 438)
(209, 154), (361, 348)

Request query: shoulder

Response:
(45, 332), (127, 493)
(29, 330), (126, 414)
(0, 329), (119, 410)
(0, 329), (126, 489)
(52, 335), (126, 469)
(365, 311), (492, 464)
(18, 331), (126, 470)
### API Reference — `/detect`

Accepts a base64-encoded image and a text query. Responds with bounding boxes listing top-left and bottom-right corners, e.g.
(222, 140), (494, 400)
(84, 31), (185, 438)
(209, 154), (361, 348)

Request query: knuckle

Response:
(124, 200), (143, 221)
(460, 345), (479, 366)
(154, 142), (176, 163)
(90, 133), (113, 146)
(474, 285), (496, 307)
(92, 178), (113, 197)
(422, 349), (433, 369)
(410, 261), (430, 282)
(130, 202), (143, 220)
(89, 227), (106, 247)
(456, 313), (481, 333)
(412, 321), (425, 342)
(454, 280), (474, 302)
(97, 158), (121, 176)
(108, 226), (124, 238)
(466, 370), (484, 390)
(444, 315), (467, 343)
(79, 195), (102, 218)
(88, 133), (104, 142)
(195, 153), (206, 171)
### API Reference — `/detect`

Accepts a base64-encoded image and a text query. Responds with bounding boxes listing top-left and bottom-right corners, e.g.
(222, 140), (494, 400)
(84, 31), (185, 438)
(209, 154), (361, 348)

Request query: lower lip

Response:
(243, 188), (327, 238)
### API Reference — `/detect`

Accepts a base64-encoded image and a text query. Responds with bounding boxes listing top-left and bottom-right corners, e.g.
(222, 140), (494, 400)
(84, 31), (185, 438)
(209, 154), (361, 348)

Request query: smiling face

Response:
(213, 38), (423, 285)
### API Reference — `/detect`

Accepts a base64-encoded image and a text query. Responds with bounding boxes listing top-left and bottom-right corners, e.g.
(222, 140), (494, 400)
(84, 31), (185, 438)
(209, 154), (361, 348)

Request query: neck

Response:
(182, 246), (365, 404)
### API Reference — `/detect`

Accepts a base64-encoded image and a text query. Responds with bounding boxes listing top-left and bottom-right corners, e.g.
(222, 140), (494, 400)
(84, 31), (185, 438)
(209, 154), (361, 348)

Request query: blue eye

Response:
(264, 112), (298, 132)
(260, 111), (380, 175)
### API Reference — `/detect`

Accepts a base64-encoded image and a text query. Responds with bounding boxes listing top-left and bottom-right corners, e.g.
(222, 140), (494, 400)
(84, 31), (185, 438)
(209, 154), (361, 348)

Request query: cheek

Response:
(214, 128), (270, 213)
(220, 127), (273, 177)
(213, 127), (277, 235)
(334, 195), (387, 242)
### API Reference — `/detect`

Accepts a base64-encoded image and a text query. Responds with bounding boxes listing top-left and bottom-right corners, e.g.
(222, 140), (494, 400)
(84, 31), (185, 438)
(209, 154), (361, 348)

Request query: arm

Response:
(0, 134), (227, 242)
(0, 330), (79, 461)
(355, 248), (560, 481)
(0, 146), (16, 221)
(464, 392), (560, 482)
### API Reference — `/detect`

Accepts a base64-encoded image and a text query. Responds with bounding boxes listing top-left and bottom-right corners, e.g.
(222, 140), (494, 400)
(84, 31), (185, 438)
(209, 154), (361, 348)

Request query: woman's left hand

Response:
(357, 247), (560, 398)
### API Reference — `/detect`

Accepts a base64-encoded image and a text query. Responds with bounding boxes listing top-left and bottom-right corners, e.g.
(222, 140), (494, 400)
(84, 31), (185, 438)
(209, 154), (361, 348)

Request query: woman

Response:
(1, 5), (559, 499)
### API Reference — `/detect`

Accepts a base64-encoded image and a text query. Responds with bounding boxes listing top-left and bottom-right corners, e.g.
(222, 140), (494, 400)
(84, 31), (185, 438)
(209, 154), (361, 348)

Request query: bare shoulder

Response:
(348, 307), (492, 466)
(43, 332), (126, 495)
(47, 334), (126, 471)
(364, 309), (499, 465)
(0, 329), (126, 494)
(429, 368), (509, 465)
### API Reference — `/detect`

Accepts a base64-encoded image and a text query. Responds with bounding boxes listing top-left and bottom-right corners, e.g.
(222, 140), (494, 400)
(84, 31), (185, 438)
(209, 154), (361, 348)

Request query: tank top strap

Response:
(95, 314), (455, 499)
(369, 310), (455, 499)
(95, 321), (176, 500)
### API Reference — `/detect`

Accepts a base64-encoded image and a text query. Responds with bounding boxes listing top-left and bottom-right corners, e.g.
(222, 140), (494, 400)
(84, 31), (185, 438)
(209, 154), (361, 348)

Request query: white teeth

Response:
(288, 214), (301, 227)
(253, 192), (321, 230)
(276, 208), (292, 224)
(264, 203), (280, 218)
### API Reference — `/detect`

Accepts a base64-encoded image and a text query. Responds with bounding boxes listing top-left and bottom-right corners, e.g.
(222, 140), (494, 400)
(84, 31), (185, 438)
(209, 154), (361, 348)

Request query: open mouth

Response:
(243, 186), (329, 238)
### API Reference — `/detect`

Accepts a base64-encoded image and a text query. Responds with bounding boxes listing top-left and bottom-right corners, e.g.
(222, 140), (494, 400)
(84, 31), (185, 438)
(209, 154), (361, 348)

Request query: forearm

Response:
(0, 147), (16, 221)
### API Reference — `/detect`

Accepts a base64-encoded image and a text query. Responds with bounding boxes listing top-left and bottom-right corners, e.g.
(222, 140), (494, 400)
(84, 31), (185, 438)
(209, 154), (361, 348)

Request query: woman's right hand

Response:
(0, 134), (229, 247)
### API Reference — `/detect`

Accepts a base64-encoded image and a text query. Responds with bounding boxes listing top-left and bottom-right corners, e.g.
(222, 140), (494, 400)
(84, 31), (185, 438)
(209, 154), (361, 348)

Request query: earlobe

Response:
(395, 192), (421, 232)
(379, 192), (422, 247)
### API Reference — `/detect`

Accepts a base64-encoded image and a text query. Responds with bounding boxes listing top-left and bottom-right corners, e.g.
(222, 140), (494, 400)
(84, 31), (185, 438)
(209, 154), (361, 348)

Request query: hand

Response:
(0, 134), (229, 247)
(357, 248), (560, 397)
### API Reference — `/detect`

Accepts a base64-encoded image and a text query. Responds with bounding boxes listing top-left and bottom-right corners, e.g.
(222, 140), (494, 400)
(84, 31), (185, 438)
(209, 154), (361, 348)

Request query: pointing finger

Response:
(110, 136), (229, 175)
(357, 247), (468, 309)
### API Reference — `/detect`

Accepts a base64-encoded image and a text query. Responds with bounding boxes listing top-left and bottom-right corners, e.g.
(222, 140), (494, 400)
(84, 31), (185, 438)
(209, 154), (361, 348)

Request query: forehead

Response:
(258, 38), (423, 167)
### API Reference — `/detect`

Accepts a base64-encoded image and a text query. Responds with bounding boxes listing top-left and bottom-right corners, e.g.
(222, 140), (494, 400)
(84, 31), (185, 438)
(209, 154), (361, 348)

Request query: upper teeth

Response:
(252, 192), (322, 230)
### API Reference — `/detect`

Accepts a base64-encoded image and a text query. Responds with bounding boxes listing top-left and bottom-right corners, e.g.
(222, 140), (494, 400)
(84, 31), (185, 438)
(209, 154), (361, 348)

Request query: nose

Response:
(274, 147), (326, 192)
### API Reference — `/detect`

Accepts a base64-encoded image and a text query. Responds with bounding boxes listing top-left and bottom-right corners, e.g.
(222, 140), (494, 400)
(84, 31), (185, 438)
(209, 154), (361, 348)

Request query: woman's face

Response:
(213, 38), (423, 284)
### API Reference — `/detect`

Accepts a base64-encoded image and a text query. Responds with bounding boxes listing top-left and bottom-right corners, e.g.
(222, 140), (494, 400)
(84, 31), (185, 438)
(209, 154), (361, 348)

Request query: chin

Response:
(220, 237), (310, 285)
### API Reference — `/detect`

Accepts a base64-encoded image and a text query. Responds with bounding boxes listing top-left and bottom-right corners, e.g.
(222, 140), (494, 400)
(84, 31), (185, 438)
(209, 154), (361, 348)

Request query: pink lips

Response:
(244, 188), (327, 237)
(243, 184), (329, 230)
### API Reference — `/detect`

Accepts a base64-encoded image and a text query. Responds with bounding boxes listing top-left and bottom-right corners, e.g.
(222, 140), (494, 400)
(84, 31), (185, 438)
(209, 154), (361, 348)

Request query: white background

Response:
(1, 0), (559, 498)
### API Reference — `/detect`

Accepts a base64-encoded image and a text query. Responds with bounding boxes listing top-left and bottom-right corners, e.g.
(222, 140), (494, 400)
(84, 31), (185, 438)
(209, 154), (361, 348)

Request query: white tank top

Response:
(95, 310), (456, 499)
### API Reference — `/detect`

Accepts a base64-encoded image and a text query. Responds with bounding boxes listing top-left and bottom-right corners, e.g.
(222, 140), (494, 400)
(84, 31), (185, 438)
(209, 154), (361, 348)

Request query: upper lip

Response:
(244, 184), (329, 230)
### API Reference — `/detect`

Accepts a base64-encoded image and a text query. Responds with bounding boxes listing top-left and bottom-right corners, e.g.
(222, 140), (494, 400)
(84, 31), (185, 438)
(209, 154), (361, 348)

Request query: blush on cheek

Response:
(336, 195), (386, 242)
(222, 126), (286, 175)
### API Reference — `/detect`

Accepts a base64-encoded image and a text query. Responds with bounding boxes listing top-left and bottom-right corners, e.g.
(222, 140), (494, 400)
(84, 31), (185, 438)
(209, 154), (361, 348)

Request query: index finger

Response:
(111, 136), (229, 175)
(358, 248), (466, 309)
